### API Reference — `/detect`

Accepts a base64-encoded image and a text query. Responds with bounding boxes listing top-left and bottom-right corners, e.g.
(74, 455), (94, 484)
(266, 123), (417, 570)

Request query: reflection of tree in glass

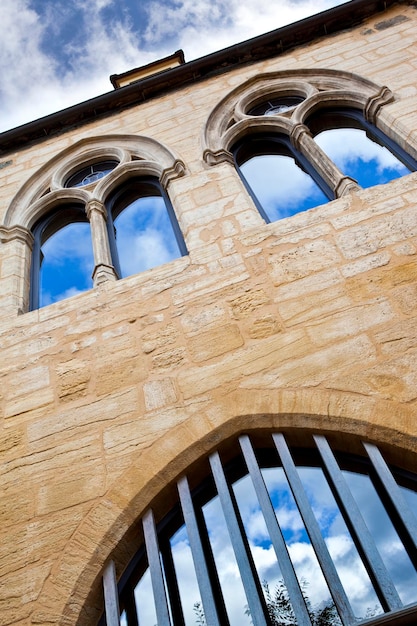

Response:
(191, 579), (344, 626)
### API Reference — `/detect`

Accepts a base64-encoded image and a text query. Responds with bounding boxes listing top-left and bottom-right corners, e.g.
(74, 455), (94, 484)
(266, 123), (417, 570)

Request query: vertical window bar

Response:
(314, 435), (402, 611)
(177, 476), (223, 626)
(142, 509), (172, 626)
(103, 560), (121, 626)
(239, 435), (313, 626)
(123, 583), (139, 626)
(363, 443), (417, 552)
(209, 451), (268, 626)
(272, 433), (355, 626)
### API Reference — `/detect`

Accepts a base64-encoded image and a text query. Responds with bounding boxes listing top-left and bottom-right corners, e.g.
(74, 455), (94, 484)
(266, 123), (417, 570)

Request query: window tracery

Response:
(1, 135), (187, 311)
(203, 70), (417, 222)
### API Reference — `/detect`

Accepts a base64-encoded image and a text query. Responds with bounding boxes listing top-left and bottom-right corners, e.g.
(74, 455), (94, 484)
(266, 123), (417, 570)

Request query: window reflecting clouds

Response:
(111, 436), (417, 625)
(39, 221), (94, 307)
(315, 128), (410, 189)
(240, 154), (328, 222)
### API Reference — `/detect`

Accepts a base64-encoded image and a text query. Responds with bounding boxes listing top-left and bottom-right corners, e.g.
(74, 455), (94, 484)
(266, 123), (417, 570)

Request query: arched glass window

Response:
(106, 177), (187, 279)
(101, 433), (417, 626)
(309, 109), (417, 190)
(234, 136), (331, 223)
(30, 205), (94, 309)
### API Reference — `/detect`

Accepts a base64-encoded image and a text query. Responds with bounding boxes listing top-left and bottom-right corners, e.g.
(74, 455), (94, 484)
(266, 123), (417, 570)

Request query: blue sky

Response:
(126, 467), (417, 625)
(0, 0), (348, 133)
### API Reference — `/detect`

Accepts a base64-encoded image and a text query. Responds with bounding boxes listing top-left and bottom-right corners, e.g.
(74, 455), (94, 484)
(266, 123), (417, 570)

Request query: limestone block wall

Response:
(1, 3), (417, 624)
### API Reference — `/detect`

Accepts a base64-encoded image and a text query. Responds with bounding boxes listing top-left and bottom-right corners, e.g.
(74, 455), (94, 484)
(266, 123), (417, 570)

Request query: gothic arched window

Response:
(203, 71), (417, 225)
(30, 204), (94, 310)
(105, 177), (187, 279)
(233, 135), (331, 223)
(309, 109), (415, 191)
(101, 433), (417, 626)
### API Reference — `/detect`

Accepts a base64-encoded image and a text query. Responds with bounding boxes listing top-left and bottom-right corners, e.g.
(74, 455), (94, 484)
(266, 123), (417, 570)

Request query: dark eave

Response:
(0, 0), (406, 156)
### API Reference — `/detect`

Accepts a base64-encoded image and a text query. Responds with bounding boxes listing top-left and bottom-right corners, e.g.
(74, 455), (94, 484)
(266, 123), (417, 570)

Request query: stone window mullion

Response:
(85, 199), (118, 286)
(289, 123), (359, 198)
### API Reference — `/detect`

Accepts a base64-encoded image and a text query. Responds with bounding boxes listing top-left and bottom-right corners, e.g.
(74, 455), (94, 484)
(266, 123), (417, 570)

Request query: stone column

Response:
(85, 200), (118, 286)
(290, 123), (359, 197)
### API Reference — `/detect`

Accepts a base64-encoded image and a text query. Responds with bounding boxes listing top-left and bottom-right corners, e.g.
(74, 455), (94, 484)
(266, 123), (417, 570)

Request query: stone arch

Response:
(31, 387), (417, 625)
(2, 134), (186, 230)
(202, 69), (395, 166)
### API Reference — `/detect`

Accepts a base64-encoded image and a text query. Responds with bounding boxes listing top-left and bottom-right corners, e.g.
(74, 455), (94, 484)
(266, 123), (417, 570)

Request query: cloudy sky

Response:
(0, 0), (348, 133)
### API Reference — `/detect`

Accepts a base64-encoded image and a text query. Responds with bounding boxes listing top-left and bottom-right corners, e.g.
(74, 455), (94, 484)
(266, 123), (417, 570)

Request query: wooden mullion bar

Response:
(177, 476), (223, 626)
(363, 443), (417, 553)
(273, 433), (355, 626)
(314, 435), (402, 612)
(239, 434), (313, 626)
(142, 509), (172, 626)
(103, 560), (121, 626)
(209, 451), (268, 626)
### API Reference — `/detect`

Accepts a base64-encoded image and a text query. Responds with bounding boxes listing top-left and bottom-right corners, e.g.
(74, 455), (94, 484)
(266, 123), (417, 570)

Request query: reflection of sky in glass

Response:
(315, 128), (410, 188)
(130, 461), (417, 624)
(240, 154), (328, 222)
(202, 495), (252, 625)
(343, 471), (417, 606)
(40, 222), (94, 307)
(115, 196), (182, 278)
(298, 467), (382, 617)
(261, 467), (335, 611)
(170, 525), (202, 625)
(134, 567), (158, 625)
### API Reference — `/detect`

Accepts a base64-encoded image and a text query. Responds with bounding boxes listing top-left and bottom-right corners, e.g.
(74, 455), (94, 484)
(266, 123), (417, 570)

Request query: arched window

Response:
(30, 205), (94, 309)
(101, 433), (417, 626)
(3, 135), (187, 313)
(234, 135), (331, 223)
(203, 71), (417, 225)
(105, 177), (187, 279)
(309, 109), (416, 190)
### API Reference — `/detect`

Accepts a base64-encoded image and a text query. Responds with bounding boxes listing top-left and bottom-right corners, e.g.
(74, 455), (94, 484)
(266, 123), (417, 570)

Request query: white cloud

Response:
(0, 0), (347, 132)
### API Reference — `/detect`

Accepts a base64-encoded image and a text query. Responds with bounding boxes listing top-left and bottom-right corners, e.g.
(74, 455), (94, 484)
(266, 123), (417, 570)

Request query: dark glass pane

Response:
(343, 471), (417, 606)
(315, 128), (410, 188)
(114, 196), (182, 277)
(65, 160), (118, 187)
(240, 153), (328, 221)
(39, 222), (94, 307)
(249, 96), (304, 116)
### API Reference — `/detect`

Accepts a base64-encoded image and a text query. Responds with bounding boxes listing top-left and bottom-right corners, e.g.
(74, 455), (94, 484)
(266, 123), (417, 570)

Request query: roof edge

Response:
(0, 0), (405, 156)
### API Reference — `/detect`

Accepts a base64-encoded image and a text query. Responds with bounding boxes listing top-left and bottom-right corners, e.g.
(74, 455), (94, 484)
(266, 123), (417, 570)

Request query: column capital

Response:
(289, 123), (312, 151)
(86, 199), (107, 221)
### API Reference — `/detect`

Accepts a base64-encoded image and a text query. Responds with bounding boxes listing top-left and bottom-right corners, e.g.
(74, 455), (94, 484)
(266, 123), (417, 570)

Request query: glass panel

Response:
(134, 567), (158, 626)
(170, 524), (202, 625)
(298, 466), (382, 619)
(114, 196), (182, 278)
(202, 494), (252, 625)
(40, 222), (94, 307)
(315, 128), (410, 188)
(232, 474), (283, 598)
(240, 154), (328, 221)
(120, 611), (128, 626)
(261, 467), (337, 617)
(344, 471), (417, 606)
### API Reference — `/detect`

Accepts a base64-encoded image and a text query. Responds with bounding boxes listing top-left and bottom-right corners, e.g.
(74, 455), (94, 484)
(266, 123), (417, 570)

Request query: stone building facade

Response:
(1, 1), (417, 624)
